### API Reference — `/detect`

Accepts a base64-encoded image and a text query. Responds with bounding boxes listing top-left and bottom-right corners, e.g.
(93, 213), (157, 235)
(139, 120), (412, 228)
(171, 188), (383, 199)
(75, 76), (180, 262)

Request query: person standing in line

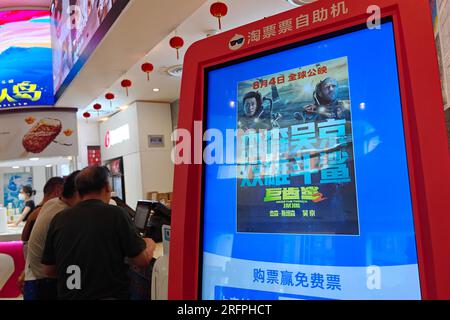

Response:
(18, 177), (65, 293)
(23, 171), (81, 300)
(22, 177), (65, 243)
(42, 166), (155, 300)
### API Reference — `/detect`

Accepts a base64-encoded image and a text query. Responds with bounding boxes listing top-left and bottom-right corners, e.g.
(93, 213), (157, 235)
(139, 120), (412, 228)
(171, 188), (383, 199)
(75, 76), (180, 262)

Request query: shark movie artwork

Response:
(236, 56), (359, 235)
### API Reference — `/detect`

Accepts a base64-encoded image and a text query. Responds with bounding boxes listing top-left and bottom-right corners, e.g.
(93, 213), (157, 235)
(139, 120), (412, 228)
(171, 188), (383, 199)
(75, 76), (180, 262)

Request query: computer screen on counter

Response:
(201, 20), (421, 300)
(134, 202), (150, 232)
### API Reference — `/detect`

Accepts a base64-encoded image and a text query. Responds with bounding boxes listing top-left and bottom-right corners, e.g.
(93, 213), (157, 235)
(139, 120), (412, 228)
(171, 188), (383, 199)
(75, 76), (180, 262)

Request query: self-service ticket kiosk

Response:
(128, 201), (171, 300)
(169, 0), (450, 300)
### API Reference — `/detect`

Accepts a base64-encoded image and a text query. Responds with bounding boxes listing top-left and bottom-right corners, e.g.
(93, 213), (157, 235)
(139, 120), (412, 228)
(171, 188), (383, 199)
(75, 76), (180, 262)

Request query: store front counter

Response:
(0, 240), (24, 299)
(0, 225), (24, 243)
(0, 223), (24, 298)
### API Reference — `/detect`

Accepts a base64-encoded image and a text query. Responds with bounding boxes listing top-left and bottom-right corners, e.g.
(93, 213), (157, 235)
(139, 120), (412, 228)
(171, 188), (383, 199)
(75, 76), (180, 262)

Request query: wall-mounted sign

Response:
(87, 145), (101, 166)
(148, 135), (165, 148)
(0, 10), (54, 109)
(104, 124), (130, 148)
(0, 108), (78, 161)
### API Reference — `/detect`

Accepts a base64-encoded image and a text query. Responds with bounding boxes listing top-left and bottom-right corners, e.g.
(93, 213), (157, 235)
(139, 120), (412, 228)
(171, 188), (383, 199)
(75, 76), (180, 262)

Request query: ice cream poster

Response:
(0, 109), (78, 161)
(236, 57), (359, 235)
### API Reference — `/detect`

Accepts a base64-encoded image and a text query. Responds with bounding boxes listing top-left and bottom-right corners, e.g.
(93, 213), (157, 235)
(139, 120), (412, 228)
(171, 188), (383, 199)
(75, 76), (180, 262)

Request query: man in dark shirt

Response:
(42, 166), (155, 300)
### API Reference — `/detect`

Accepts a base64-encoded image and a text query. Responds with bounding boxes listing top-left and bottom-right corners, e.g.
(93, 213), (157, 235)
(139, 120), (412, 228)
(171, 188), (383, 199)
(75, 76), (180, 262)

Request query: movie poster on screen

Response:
(236, 56), (359, 235)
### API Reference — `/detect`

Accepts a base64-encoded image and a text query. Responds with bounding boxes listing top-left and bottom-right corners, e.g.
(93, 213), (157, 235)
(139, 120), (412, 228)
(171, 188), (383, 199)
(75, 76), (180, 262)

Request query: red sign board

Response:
(87, 146), (101, 167)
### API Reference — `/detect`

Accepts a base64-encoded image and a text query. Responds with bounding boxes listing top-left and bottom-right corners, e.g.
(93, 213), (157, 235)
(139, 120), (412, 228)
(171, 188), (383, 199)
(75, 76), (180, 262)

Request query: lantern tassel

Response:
(147, 72), (150, 81)
(219, 16), (222, 30)
(126, 88), (129, 96)
(177, 49), (179, 60)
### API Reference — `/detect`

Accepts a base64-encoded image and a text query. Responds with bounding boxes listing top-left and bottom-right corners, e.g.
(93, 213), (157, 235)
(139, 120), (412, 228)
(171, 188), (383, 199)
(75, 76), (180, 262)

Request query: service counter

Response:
(0, 224), (24, 243)
(0, 232), (24, 298)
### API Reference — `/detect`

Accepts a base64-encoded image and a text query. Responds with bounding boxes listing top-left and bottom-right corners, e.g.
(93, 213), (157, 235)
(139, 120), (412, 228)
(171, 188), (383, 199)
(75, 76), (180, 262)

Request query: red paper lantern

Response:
(141, 62), (154, 81)
(210, 2), (228, 30)
(105, 92), (115, 109)
(83, 111), (91, 122)
(121, 79), (132, 96)
(93, 103), (102, 116)
(169, 36), (184, 60)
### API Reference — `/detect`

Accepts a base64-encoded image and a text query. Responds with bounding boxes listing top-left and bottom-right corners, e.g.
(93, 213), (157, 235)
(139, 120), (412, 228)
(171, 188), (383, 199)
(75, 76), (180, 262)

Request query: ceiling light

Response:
(286, 0), (317, 6)
(100, 117), (109, 122)
(45, 165), (52, 168)
(166, 65), (183, 77)
(67, 156), (73, 161)
(29, 158), (39, 161)
(119, 105), (129, 111)
(153, 88), (160, 92)
(12, 166), (20, 169)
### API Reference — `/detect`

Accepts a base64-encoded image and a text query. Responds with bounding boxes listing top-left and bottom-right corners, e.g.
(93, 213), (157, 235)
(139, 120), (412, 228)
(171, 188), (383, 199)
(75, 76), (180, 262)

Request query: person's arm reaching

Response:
(11, 206), (31, 227)
(21, 208), (40, 242)
(43, 265), (57, 278)
(129, 238), (156, 267)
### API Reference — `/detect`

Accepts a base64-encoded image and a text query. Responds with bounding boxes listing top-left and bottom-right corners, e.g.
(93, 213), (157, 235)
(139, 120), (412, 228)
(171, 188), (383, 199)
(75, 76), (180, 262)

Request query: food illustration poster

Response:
(3, 172), (32, 209)
(236, 56), (359, 235)
(22, 116), (74, 154)
(0, 110), (78, 161)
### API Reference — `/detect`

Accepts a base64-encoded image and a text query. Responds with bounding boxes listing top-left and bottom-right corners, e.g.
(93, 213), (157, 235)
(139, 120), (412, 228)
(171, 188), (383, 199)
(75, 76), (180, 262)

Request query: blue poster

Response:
(202, 21), (421, 300)
(3, 173), (33, 209)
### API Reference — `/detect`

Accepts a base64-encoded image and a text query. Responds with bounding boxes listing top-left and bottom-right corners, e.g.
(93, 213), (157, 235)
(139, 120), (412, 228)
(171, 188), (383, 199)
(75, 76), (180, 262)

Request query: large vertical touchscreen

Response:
(202, 21), (422, 300)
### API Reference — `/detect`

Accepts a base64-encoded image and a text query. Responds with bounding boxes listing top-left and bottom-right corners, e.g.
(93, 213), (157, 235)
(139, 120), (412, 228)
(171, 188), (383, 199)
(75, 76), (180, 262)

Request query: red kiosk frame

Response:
(169, 0), (450, 300)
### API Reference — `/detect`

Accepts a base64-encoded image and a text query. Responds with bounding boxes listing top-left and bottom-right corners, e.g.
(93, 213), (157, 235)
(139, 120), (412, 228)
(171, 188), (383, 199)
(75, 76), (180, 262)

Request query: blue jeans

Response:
(23, 279), (57, 300)
(23, 281), (37, 300)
